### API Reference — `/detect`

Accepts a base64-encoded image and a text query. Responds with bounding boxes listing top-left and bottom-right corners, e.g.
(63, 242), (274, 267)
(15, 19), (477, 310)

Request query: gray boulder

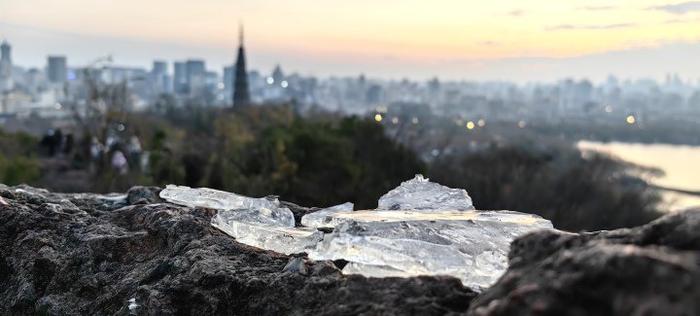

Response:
(469, 209), (700, 316)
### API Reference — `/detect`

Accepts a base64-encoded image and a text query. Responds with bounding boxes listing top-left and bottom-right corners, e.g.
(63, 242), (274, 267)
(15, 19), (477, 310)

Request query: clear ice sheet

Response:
(212, 214), (322, 255)
(160, 184), (252, 210)
(160, 178), (553, 290)
(377, 175), (475, 211)
(160, 184), (295, 227)
(161, 185), (314, 254)
(300, 202), (354, 228)
(308, 211), (553, 290)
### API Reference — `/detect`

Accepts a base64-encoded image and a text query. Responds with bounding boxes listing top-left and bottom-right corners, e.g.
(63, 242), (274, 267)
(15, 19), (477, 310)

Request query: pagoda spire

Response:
(239, 23), (244, 46)
(233, 23), (251, 108)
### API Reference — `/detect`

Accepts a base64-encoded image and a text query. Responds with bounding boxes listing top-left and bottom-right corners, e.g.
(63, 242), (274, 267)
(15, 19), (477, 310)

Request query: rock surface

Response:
(2, 183), (699, 315)
(0, 185), (475, 315)
(469, 208), (700, 316)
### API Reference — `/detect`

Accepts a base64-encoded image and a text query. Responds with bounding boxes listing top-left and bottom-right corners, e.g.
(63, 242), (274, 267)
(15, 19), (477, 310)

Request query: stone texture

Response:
(2, 183), (698, 315)
(469, 208), (700, 316)
(126, 186), (163, 205)
(0, 185), (476, 315)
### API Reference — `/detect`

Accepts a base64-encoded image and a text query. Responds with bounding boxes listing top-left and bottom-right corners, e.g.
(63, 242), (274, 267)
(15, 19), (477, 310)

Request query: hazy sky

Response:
(1, 0), (700, 82)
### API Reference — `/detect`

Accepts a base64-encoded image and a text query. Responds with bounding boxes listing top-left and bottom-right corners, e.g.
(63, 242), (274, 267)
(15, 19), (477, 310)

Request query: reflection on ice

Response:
(301, 202), (354, 228)
(212, 216), (322, 254)
(160, 176), (552, 290)
(317, 209), (544, 226)
(161, 184), (309, 254)
(308, 212), (552, 290)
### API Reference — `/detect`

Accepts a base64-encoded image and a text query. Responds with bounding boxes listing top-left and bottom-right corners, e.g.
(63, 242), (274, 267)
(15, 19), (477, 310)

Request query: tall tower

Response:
(173, 62), (187, 94)
(233, 24), (250, 108)
(0, 40), (10, 63)
(0, 40), (12, 91)
(47, 56), (68, 83)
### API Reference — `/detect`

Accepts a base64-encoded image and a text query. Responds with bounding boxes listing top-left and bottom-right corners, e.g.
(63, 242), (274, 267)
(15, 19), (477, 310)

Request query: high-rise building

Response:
(151, 60), (169, 93)
(205, 71), (219, 91)
(223, 65), (235, 92)
(173, 62), (187, 94)
(185, 59), (206, 94)
(47, 56), (68, 83)
(0, 40), (9, 62)
(185, 60), (205, 80)
(223, 65), (235, 103)
(152, 61), (167, 75)
(233, 25), (250, 108)
(0, 40), (12, 91)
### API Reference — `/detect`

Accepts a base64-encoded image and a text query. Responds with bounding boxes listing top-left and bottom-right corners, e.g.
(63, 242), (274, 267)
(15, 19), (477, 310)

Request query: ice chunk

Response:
(215, 207), (296, 228)
(212, 215), (322, 254)
(341, 262), (413, 278)
(160, 184), (244, 210)
(161, 185), (281, 211)
(161, 185), (307, 253)
(211, 208), (313, 254)
(301, 202), (354, 228)
(308, 210), (552, 290)
(160, 185), (239, 209)
(160, 183), (553, 288)
(378, 175), (474, 211)
(160, 184), (295, 227)
(305, 209), (547, 230)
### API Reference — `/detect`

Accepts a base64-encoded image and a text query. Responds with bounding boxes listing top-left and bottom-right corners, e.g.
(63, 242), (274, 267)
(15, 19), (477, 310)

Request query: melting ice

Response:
(300, 202), (354, 228)
(377, 175), (474, 211)
(160, 176), (552, 290)
(160, 185), (317, 254)
(306, 210), (551, 290)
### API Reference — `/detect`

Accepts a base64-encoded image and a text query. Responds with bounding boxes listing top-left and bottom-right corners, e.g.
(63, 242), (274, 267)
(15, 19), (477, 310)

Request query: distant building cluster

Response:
(1, 36), (700, 126)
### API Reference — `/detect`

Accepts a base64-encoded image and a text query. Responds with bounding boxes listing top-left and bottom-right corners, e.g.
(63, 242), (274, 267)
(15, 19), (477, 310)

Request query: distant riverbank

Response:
(577, 141), (700, 212)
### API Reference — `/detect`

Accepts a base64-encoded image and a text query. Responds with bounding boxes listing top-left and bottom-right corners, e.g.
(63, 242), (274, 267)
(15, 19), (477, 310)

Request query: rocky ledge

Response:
(1, 184), (699, 315)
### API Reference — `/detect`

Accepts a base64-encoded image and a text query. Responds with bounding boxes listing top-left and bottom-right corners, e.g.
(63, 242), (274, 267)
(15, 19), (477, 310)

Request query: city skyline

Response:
(1, 0), (700, 82)
(0, 37), (699, 90)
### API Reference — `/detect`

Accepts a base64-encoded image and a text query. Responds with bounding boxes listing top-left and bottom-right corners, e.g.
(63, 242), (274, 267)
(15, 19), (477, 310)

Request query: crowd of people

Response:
(39, 127), (145, 176)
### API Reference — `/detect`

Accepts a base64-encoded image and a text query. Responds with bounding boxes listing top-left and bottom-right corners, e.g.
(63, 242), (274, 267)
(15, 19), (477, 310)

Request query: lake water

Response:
(577, 140), (700, 212)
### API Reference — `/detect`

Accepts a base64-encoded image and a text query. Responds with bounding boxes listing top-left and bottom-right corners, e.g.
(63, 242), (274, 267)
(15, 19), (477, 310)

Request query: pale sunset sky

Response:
(1, 0), (699, 82)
